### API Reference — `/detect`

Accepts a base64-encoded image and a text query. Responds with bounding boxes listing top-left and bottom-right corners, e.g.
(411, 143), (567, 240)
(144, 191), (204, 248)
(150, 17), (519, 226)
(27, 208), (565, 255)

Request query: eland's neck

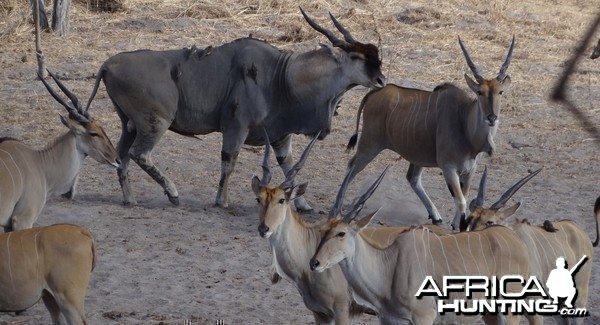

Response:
(269, 208), (321, 280)
(38, 131), (85, 196)
(465, 100), (497, 155)
(340, 232), (396, 310)
(281, 49), (346, 133)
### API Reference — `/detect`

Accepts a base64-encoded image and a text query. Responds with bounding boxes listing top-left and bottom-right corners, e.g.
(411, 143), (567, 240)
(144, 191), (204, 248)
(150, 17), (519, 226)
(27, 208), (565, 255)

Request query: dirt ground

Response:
(0, 0), (599, 324)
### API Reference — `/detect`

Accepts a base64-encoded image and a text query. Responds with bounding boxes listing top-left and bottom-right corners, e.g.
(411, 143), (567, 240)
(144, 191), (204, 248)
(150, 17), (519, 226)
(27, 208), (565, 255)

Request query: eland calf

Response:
(310, 170), (530, 325)
(251, 131), (375, 324)
(465, 168), (598, 325)
(341, 37), (515, 230)
(0, 72), (118, 231)
(0, 224), (95, 324)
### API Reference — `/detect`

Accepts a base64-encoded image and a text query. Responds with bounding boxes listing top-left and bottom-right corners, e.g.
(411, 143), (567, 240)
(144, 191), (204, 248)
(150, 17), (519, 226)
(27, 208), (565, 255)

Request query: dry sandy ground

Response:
(0, 0), (599, 324)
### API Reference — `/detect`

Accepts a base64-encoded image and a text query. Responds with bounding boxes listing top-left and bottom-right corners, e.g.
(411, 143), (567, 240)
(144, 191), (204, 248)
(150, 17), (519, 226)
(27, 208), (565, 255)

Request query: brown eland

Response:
(339, 37), (515, 230)
(464, 168), (598, 325)
(0, 224), (95, 324)
(310, 168), (530, 324)
(85, 8), (385, 210)
(0, 71), (118, 231)
(251, 130), (376, 324)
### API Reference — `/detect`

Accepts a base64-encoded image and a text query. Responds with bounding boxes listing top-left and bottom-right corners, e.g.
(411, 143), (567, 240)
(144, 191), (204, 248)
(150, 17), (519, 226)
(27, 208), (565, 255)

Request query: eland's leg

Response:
(459, 164), (477, 202)
(313, 311), (333, 325)
(441, 167), (467, 230)
(343, 142), (384, 192)
(60, 174), (78, 199)
(407, 164), (442, 224)
(42, 291), (63, 325)
(115, 113), (137, 206)
(215, 126), (248, 208)
(272, 135), (312, 212)
(128, 115), (179, 205)
(332, 304), (351, 325)
(10, 198), (44, 230)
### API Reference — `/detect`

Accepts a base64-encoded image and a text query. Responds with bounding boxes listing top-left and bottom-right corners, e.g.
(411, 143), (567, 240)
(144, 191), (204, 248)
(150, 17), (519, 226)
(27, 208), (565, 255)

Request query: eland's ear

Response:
(319, 42), (340, 60)
(500, 75), (512, 89)
(59, 114), (69, 127)
(350, 209), (379, 230)
(464, 73), (479, 93)
(498, 201), (521, 221)
(285, 182), (308, 201)
(251, 176), (262, 196)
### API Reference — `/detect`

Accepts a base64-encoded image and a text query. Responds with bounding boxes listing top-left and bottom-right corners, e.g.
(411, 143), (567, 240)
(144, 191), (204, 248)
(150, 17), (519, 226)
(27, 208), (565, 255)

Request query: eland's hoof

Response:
(123, 199), (137, 206)
(294, 197), (313, 213)
(168, 195), (180, 206)
(430, 216), (443, 225)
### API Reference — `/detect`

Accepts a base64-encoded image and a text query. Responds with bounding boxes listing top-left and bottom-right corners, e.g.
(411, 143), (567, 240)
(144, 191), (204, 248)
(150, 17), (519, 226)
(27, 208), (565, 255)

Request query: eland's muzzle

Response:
(258, 223), (269, 238)
(487, 114), (498, 126)
(309, 258), (320, 271)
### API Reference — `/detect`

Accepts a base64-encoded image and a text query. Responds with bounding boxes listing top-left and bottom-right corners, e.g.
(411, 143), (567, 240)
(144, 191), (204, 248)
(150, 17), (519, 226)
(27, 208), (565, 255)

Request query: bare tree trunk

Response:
(30, 0), (50, 31)
(34, 0), (46, 79)
(52, 0), (71, 36)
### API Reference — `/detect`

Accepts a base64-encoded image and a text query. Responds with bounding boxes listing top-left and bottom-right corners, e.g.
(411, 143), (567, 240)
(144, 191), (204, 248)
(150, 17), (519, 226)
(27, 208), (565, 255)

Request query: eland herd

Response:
(0, 6), (598, 325)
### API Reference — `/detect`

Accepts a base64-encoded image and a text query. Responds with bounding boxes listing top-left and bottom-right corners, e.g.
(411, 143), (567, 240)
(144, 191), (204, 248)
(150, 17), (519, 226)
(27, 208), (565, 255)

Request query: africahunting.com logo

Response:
(415, 255), (589, 317)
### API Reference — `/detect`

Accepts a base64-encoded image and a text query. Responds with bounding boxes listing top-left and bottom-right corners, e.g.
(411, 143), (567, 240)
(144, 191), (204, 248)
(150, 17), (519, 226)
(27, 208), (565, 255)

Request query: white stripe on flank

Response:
(467, 234), (482, 275)
(475, 233), (487, 274)
(484, 234), (496, 273)
(0, 150), (18, 196)
(424, 93), (433, 136)
(413, 229), (424, 278)
(34, 230), (41, 283)
(6, 232), (16, 292)
(452, 235), (468, 274)
(436, 233), (451, 274)
(525, 228), (544, 270)
(410, 95), (422, 143)
(496, 231), (514, 274)
(425, 230), (435, 275)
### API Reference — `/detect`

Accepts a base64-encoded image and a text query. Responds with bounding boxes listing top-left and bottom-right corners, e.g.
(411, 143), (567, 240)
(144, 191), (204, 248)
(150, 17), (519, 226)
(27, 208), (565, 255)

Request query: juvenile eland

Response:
(340, 37), (515, 230)
(0, 71), (118, 231)
(0, 224), (95, 324)
(85, 8), (385, 209)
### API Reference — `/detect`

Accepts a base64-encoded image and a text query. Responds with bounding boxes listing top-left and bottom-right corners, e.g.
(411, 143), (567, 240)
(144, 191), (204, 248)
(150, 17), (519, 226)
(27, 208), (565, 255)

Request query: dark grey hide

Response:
(88, 32), (384, 208)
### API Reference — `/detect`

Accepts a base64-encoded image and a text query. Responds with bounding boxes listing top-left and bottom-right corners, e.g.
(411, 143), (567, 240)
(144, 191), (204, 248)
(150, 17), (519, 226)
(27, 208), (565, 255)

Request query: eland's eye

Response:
(499, 90), (505, 95)
(89, 132), (100, 137)
(255, 198), (260, 204)
(278, 198), (285, 204)
(337, 232), (346, 238)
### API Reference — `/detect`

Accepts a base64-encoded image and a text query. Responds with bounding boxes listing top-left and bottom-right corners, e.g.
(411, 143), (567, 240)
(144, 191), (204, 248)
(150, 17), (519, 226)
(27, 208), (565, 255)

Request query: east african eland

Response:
(0, 71), (118, 231)
(465, 168), (598, 325)
(0, 224), (95, 325)
(85, 8), (385, 209)
(310, 185), (530, 324)
(340, 36), (515, 230)
(251, 130), (375, 324)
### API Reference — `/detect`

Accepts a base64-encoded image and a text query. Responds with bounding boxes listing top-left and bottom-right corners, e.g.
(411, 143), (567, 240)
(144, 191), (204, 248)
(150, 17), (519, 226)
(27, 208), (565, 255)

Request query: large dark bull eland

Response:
(85, 8), (385, 209)
(339, 37), (515, 230)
